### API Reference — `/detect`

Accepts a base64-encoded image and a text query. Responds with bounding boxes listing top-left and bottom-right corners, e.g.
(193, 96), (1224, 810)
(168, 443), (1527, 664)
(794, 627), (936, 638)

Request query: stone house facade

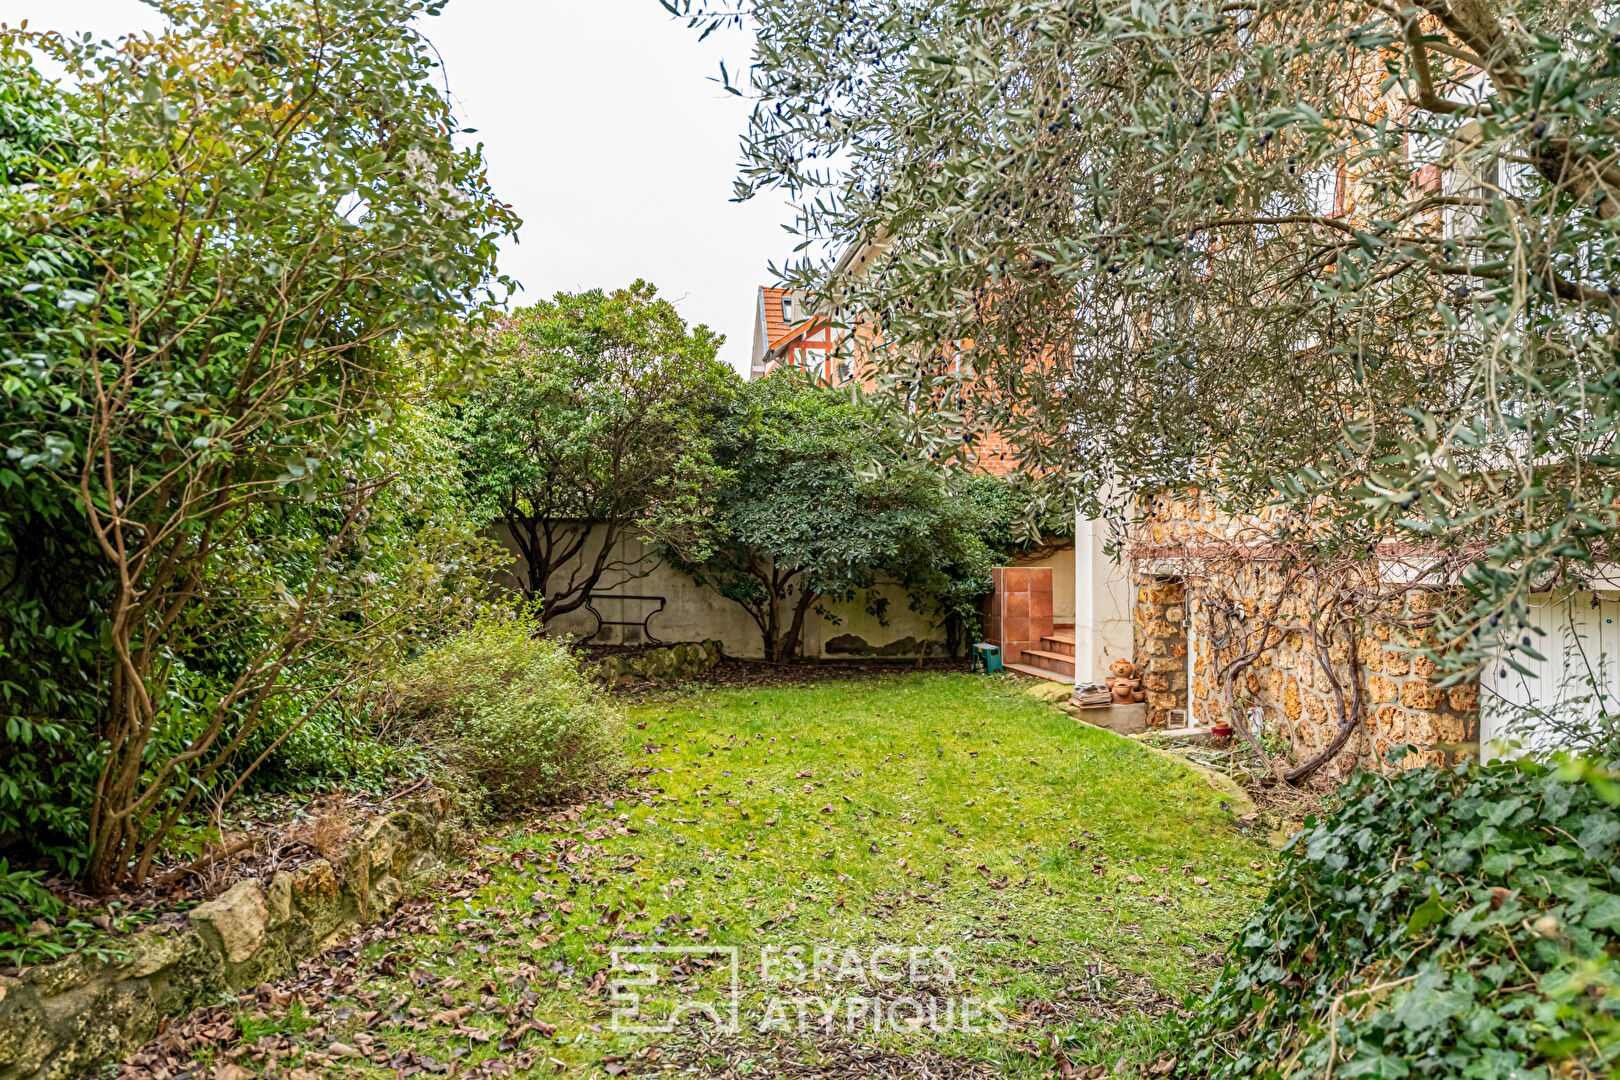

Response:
(1116, 493), (1482, 778)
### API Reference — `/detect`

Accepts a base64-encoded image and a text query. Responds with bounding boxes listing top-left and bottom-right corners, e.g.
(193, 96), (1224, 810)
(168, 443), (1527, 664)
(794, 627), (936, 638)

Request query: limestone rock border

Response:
(0, 790), (456, 1080)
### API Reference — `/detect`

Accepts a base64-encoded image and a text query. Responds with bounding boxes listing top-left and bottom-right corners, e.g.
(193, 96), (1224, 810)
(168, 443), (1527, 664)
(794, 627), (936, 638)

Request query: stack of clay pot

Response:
(1105, 658), (1146, 705)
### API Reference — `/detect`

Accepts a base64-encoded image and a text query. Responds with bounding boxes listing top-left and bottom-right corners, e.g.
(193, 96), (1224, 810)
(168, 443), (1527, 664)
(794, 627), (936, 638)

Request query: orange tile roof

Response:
(760, 286), (793, 347)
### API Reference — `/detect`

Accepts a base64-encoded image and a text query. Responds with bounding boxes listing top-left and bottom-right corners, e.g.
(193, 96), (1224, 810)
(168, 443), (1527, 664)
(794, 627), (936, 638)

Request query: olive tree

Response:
(671, 0), (1620, 676)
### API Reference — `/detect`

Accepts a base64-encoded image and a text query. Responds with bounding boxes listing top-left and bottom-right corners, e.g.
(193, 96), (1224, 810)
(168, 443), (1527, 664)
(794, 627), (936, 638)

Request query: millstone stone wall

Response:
(1132, 575), (1189, 728)
(1183, 584), (1480, 777)
(0, 791), (456, 1080)
(1131, 492), (1483, 775)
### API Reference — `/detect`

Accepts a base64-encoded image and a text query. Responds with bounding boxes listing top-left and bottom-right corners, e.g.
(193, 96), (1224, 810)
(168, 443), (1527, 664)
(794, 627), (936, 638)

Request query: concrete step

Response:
(1069, 702), (1149, 735)
(1004, 661), (1073, 684)
(1020, 649), (1076, 677)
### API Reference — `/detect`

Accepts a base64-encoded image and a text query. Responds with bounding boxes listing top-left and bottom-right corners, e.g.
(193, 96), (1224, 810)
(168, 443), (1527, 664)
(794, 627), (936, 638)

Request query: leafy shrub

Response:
(387, 615), (621, 812)
(0, 858), (71, 965)
(1180, 758), (1620, 1078)
(0, 719), (100, 877)
(230, 699), (427, 799)
(0, 859), (62, 931)
(954, 473), (1075, 555)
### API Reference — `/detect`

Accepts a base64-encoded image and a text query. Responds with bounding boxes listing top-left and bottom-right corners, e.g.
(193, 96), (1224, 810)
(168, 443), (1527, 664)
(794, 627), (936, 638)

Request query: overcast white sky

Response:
(26, 0), (791, 376)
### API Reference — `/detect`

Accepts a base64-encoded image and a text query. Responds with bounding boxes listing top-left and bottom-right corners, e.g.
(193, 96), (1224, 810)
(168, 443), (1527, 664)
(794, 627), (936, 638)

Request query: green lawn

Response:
(204, 673), (1272, 1078)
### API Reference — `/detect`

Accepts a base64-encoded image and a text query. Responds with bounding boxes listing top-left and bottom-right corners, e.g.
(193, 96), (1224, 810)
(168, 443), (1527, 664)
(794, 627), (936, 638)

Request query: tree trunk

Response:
(761, 587), (784, 662)
(776, 587), (818, 663)
(524, 519), (545, 601)
(542, 521), (621, 623)
(87, 589), (158, 893)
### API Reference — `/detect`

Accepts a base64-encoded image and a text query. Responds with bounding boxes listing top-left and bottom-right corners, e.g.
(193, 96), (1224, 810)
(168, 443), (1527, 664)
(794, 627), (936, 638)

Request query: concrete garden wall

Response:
(493, 523), (956, 659)
(0, 791), (455, 1080)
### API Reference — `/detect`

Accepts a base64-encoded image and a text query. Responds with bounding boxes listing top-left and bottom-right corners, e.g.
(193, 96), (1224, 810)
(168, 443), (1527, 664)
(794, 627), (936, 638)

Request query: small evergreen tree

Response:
(449, 281), (733, 624)
(676, 373), (990, 662)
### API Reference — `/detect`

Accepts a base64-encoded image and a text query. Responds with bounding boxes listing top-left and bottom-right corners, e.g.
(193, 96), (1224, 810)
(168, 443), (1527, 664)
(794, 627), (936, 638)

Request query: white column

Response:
(1074, 507), (1133, 685)
(1074, 508), (1096, 685)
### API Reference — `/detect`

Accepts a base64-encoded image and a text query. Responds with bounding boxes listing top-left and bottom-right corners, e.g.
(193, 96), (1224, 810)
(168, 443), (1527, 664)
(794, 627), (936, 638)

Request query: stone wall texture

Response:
(1132, 494), (1481, 777)
(0, 791), (456, 1080)
(1186, 591), (1479, 770)
(1180, 587), (1479, 776)
(1132, 576), (1189, 728)
(587, 640), (724, 686)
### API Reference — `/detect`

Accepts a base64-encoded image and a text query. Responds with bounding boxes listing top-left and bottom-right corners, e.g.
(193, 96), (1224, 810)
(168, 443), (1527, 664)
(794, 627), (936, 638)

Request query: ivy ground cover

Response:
(129, 673), (1273, 1079)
